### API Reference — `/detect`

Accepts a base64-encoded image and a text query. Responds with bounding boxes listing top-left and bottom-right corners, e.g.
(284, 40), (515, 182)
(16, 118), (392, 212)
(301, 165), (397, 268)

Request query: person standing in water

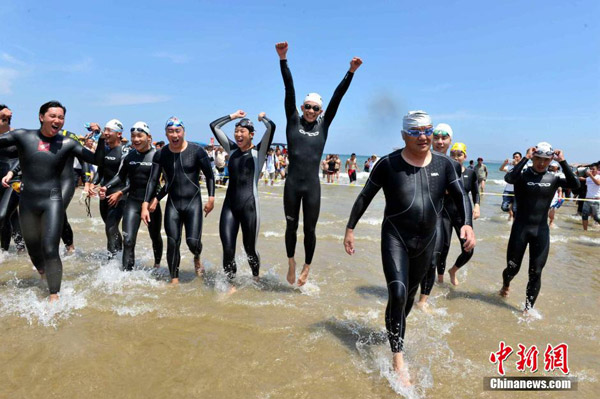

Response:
(99, 122), (164, 271)
(499, 142), (579, 314)
(0, 101), (105, 301)
(344, 110), (475, 384)
(210, 110), (275, 282)
(142, 117), (215, 285)
(275, 40), (362, 286)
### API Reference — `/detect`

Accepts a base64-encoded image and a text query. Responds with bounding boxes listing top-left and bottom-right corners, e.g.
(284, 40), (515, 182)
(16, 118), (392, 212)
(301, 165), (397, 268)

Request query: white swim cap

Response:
(304, 93), (323, 107)
(104, 119), (123, 133)
(131, 121), (150, 135)
(434, 123), (453, 139)
(534, 142), (554, 158)
(402, 110), (432, 130)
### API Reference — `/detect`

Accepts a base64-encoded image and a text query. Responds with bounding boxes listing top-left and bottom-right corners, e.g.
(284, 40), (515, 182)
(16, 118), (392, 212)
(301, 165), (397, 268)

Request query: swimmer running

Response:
(344, 110), (475, 385)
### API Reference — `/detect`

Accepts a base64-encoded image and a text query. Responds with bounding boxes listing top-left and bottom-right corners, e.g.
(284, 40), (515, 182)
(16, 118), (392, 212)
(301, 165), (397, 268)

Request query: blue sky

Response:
(2, 0), (598, 162)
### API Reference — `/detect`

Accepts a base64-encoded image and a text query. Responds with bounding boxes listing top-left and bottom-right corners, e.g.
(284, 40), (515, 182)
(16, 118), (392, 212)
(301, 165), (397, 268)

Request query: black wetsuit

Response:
(0, 140), (23, 251)
(8, 130), (92, 249)
(0, 129), (104, 294)
(419, 155), (463, 296)
(93, 143), (127, 256)
(210, 115), (275, 278)
(502, 158), (579, 310)
(104, 147), (164, 271)
(280, 59), (354, 265)
(145, 142), (215, 279)
(347, 150), (472, 352)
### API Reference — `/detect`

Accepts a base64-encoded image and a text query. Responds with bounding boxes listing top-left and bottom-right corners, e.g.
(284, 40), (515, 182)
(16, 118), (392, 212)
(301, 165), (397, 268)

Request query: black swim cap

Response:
(235, 118), (254, 132)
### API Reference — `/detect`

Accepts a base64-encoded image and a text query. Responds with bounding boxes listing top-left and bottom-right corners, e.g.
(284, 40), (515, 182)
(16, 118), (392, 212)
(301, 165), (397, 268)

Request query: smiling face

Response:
(450, 150), (466, 165)
(301, 101), (322, 123)
(131, 131), (151, 152)
(0, 107), (12, 134)
(234, 126), (253, 150)
(102, 127), (121, 145)
(432, 132), (452, 154)
(39, 107), (65, 137)
(166, 126), (185, 150)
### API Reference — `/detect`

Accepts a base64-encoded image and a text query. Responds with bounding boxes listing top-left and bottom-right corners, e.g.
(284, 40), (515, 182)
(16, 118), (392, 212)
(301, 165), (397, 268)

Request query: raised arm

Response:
(276, 42), (298, 120)
(323, 57), (362, 129)
(256, 113), (276, 169)
(209, 113), (238, 154)
(553, 150), (580, 190)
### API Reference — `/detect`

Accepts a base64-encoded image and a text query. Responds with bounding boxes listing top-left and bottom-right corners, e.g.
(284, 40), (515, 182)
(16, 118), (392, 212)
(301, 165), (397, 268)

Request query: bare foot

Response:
(448, 266), (459, 286)
(437, 274), (444, 284)
(65, 245), (75, 255)
(297, 264), (310, 286)
(499, 286), (510, 297)
(194, 257), (204, 276)
(227, 285), (237, 295)
(49, 294), (59, 303)
(415, 300), (431, 313)
(170, 278), (180, 285)
(253, 275), (260, 283)
(153, 263), (160, 269)
(392, 353), (412, 387)
(286, 258), (296, 285)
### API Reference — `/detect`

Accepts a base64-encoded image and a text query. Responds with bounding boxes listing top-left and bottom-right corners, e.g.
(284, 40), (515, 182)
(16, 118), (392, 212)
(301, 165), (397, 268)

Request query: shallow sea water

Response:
(0, 177), (598, 398)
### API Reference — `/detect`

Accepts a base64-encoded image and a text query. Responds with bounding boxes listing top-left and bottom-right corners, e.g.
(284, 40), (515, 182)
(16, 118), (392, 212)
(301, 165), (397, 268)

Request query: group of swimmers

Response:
(0, 41), (591, 386)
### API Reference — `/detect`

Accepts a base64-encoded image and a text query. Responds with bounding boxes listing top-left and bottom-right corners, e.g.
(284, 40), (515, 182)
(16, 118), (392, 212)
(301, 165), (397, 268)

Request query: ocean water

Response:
(0, 174), (598, 398)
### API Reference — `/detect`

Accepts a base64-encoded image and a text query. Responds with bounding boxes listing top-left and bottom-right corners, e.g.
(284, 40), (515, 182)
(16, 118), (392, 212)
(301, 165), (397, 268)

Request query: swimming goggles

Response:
(533, 147), (554, 157)
(402, 127), (434, 137)
(433, 130), (450, 138)
(130, 127), (149, 134)
(235, 118), (255, 131)
(165, 118), (184, 129)
(303, 104), (321, 112)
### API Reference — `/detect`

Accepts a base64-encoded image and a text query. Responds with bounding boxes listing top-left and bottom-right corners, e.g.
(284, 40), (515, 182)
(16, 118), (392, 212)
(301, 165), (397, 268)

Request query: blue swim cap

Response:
(165, 116), (184, 129)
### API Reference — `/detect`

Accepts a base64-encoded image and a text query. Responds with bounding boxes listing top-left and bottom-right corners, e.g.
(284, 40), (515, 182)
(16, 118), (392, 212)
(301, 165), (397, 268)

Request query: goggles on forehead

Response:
(165, 119), (184, 129)
(235, 118), (255, 132)
(433, 130), (451, 138)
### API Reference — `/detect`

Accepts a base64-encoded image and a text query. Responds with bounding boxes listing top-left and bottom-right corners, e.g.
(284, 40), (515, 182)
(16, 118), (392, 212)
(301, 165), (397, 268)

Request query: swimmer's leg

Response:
(164, 200), (183, 283)
(298, 183), (321, 286)
(501, 223), (528, 297)
(524, 227), (550, 311)
(219, 201), (239, 279)
(283, 182), (301, 284)
(148, 202), (163, 268)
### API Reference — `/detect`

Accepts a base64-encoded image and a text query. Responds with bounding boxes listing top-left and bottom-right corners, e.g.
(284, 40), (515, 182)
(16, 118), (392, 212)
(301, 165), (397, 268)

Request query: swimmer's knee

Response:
(387, 280), (408, 304)
(186, 237), (202, 255)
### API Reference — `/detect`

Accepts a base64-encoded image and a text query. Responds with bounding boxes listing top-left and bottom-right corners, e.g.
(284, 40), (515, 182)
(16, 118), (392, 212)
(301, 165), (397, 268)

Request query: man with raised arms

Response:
(500, 142), (579, 314)
(275, 40), (362, 286)
(0, 101), (104, 301)
(343, 110), (475, 384)
(142, 117), (215, 285)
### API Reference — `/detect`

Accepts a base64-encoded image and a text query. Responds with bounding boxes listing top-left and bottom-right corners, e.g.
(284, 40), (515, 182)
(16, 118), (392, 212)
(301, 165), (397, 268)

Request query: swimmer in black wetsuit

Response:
(445, 142), (480, 285)
(499, 142), (579, 314)
(7, 129), (93, 254)
(343, 111), (475, 384)
(0, 104), (25, 253)
(90, 119), (127, 258)
(99, 122), (164, 271)
(210, 110), (275, 281)
(0, 101), (105, 301)
(142, 117), (215, 285)
(275, 41), (363, 286)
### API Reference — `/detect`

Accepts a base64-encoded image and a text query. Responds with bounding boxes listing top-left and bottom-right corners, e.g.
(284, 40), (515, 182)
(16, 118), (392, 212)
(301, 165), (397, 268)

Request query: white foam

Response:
(0, 278), (87, 327)
(262, 231), (284, 238)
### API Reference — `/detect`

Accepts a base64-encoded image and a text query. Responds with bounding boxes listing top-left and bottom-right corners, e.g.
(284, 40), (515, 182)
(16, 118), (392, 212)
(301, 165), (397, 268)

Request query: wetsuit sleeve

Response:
(209, 115), (237, 154)
(558, 160), (580, 190)
(144, 150), (162, 202)
(323, 71), (354, 130)
(347, 159), (385, 229)
(10, 161), (21, 175)
(280, 60), (299, 120)
(71, 137), (105, 166)
(470, 170), (480, 205)
(198, 148), (215, 197)
(104, 156), (129, 192)
(256, 117), (276, 168)
(504, 157), (529, 185)
(156, 183), (168, 201)
(0, 131), (17, 148)
(92, 165), (103, 185)
(446, 160), (473, 227)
